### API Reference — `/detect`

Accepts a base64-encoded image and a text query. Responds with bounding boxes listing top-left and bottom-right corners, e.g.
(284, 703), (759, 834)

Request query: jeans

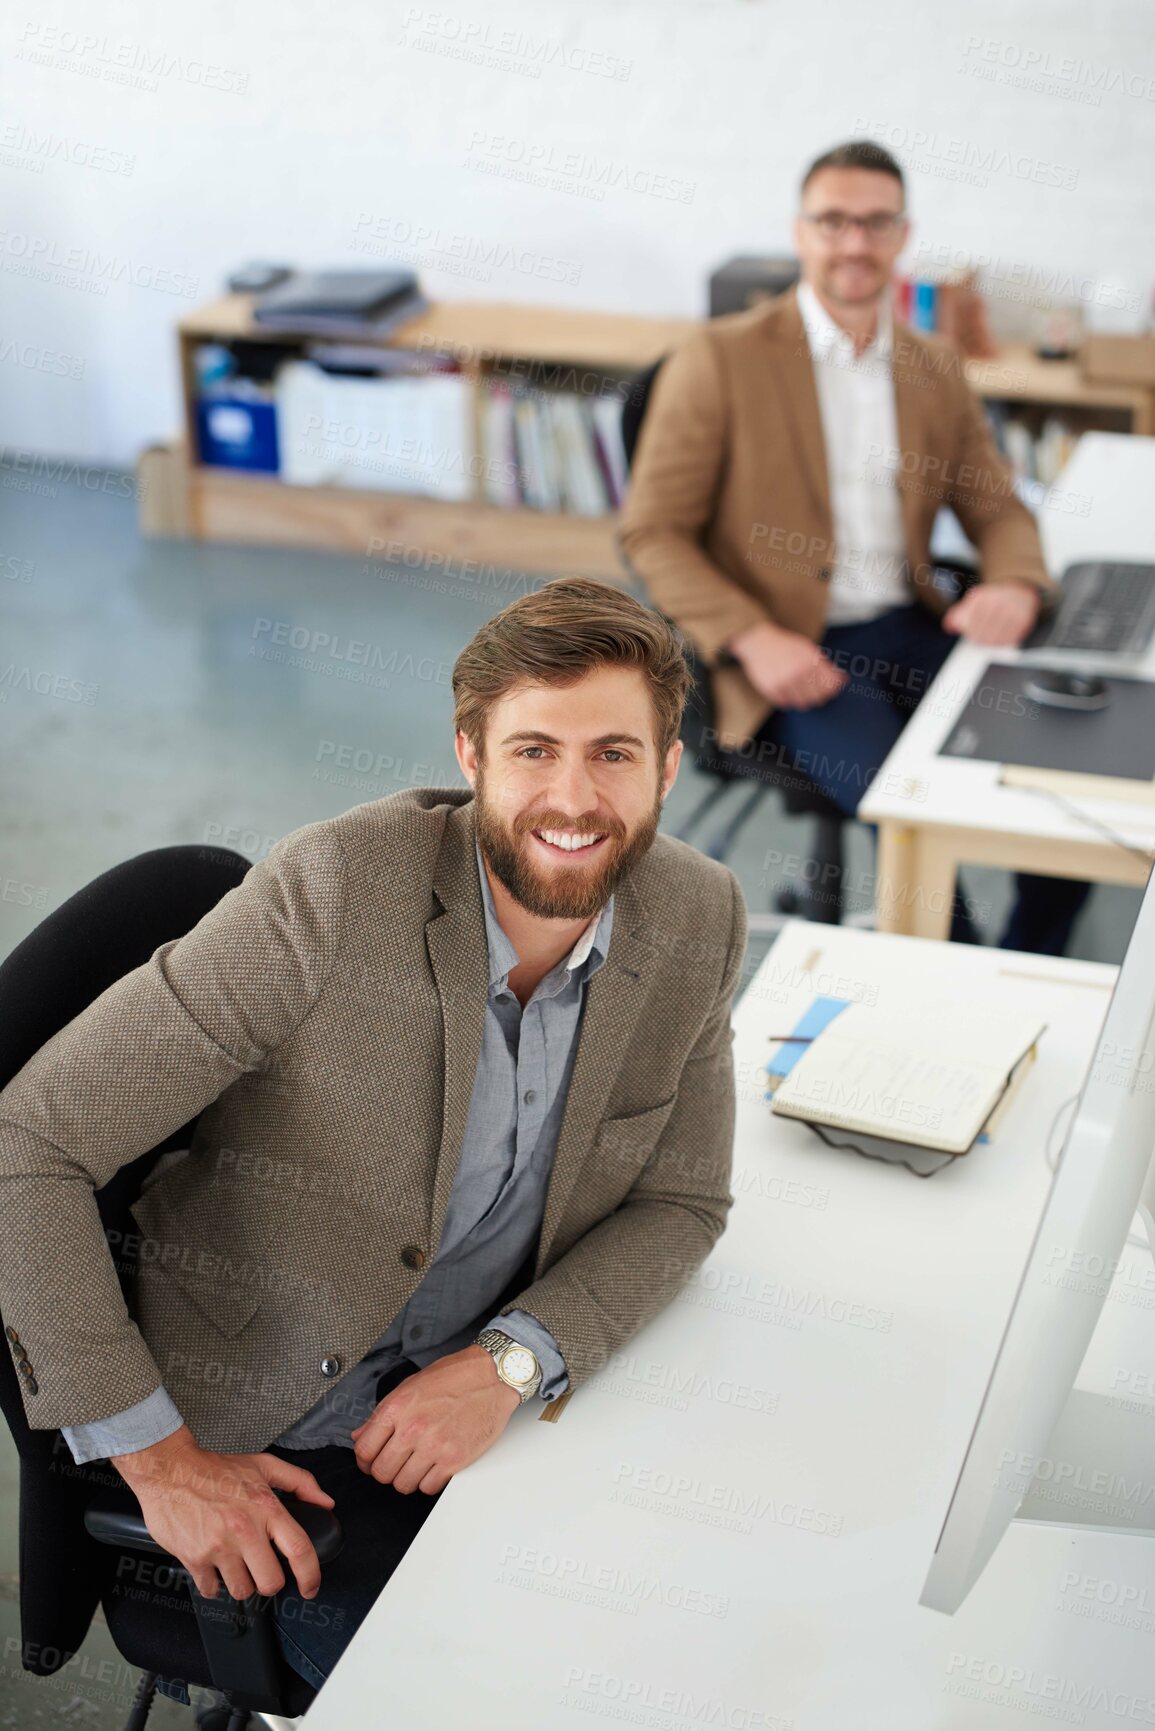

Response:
(758, 603), (1091, 954)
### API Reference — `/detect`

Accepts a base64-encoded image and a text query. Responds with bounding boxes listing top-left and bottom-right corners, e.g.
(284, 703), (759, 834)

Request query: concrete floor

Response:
(0, 470), (1143, 1726)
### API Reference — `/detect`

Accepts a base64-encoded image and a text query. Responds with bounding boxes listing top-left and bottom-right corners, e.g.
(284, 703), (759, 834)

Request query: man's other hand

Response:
(350, 1346), (521, 1495)
(727, 619), (848, 710)
(942, 580), (1041, 647)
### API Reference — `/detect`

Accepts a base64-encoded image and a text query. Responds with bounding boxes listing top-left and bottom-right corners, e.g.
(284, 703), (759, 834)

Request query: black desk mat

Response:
(938, 662), (1155, 781)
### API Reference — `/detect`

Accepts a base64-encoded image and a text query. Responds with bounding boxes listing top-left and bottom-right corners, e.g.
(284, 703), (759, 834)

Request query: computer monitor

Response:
(921, 864), (1155, 1614)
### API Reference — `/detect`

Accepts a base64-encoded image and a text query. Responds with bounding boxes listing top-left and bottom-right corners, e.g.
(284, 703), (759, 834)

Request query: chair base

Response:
(195, 1690), (257, 1730)
(772, 813), (847, 925)
(122, 1668), (160, 1731)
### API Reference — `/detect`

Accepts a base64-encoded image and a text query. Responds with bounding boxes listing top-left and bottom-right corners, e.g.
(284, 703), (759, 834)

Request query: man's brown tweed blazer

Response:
(618, 284), (1060, 751)
(0, 788), (747, 1454)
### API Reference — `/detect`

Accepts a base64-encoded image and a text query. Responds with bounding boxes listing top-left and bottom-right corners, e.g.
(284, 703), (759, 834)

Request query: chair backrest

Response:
(620, 354), (731, 771)
(0, 843), (250, 1669)
(620, 357), (666, 472)
(0, 843), (251, 1219)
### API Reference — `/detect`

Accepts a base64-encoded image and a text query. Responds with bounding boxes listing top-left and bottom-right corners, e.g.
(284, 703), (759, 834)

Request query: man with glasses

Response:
(620, 138), (1090, 954)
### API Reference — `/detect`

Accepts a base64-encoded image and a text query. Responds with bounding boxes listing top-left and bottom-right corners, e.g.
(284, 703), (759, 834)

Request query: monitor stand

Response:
(1015, 1161), (1155, 1538)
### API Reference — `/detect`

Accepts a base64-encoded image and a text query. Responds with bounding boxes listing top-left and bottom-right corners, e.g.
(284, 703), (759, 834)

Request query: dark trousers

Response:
(268, 1359), (441, 1692)
(758, 603), (1091, 954)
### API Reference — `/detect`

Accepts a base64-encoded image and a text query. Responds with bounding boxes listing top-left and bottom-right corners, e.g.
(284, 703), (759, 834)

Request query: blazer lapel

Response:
(535, 868), (651, 1270)
(892, 319), (933, 569)
(766, 286), (832, 530)
(424, 798), (489, 1257)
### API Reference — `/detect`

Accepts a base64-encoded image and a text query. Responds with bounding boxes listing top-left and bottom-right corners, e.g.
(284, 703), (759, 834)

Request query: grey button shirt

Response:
(63, 839), (614, 1462)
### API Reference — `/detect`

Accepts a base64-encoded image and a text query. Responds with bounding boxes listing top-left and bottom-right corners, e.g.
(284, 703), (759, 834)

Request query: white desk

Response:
(300, 923), (1155, 1731)
(859, 433), (1155, 939)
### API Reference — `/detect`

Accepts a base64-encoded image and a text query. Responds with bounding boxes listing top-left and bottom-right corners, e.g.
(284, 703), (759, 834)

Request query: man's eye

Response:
(515, 746), (630, 763)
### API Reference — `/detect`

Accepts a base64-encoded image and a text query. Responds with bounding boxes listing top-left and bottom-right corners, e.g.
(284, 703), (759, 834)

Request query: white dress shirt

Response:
(796, 280), (911, 627)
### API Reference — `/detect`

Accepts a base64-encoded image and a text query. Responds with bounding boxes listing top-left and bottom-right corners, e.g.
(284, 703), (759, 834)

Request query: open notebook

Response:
(769, 998), (1046, 1156)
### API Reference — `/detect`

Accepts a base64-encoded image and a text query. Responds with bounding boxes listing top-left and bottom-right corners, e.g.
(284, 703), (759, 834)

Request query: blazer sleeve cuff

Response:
(693, 598), (774, 666)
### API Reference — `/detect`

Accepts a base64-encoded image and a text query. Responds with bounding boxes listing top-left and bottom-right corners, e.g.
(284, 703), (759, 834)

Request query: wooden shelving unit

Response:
(145, 296), (1155, 575)
(161, 295), (693, 578)
(964, 346), (1154, 430)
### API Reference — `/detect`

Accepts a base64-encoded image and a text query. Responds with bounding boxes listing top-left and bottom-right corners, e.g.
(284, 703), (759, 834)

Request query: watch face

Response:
(500, 1345), (537, 1386)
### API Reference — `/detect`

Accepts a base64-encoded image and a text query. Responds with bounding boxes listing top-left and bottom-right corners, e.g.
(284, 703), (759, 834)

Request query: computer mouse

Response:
(1023, 670), (1111, 712)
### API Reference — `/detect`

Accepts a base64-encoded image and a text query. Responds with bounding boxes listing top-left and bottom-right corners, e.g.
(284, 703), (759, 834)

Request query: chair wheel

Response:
(195, 1699), (250, 1730)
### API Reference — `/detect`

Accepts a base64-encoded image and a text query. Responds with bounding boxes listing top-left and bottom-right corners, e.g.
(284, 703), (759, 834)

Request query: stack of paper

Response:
(275, 359), (474, 501)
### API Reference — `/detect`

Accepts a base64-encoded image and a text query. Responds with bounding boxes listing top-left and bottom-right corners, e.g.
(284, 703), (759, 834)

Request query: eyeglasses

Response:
(800, 210), (907, 241)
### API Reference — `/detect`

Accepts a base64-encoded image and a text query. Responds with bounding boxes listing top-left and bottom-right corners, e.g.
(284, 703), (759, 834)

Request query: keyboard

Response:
(1029, 561), (1155, 655)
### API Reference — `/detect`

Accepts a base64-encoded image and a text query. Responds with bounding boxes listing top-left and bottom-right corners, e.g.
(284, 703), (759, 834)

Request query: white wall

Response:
(4, 0), (1154, 468)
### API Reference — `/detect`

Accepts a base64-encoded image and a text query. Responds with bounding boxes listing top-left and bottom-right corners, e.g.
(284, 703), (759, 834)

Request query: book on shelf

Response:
(548, 395), (606, 517)
(985, 403), (1082, 491)
(512, 394), (551, 510)
(590, 397), (629, 506)
(478, 381), (521, 508)
(481, 382), (626, 515)
(892, 271), (997, 357)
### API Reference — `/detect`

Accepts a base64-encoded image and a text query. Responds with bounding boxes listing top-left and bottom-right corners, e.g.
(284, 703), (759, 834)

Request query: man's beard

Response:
(474, 767), (664, 920)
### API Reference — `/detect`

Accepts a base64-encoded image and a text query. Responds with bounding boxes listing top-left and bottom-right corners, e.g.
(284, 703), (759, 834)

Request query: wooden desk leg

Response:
(874, 825), (958, 941)
(874, 823), (916, 934)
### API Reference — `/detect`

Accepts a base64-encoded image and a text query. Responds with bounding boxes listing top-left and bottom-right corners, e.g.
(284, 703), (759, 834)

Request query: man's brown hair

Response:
(452, 577), (693, 758)
(801, 139), (905, 197)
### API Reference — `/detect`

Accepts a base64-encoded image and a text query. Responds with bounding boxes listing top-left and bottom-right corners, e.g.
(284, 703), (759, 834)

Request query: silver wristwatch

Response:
(476, 1327), (542, 1403)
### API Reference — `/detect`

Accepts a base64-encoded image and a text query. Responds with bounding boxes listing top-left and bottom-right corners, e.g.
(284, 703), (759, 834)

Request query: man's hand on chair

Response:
(349, 1345), (521, 1495)
(110, 1425), (333, 1604)
(728, 619), (848, 710)
(942, 580), (1041, 646)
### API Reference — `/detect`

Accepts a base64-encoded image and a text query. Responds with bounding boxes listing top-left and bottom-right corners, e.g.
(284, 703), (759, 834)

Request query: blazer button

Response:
(17, 1359), (33, 1377)
(26, 1378), (37, 1395)
(400, 1245), (426, 1270)
(320, 1356), (341, 1378)
(5, 1326), (19, 1343)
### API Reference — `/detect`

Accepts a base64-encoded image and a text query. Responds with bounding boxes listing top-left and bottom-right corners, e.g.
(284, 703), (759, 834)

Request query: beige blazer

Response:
(0, 790), (746, 1454)
(618, 285), (1058, 751)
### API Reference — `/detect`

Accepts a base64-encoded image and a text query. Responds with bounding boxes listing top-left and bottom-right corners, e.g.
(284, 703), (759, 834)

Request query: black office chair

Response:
(0, 844), (344, 1731)
(620, 359), (851, 922)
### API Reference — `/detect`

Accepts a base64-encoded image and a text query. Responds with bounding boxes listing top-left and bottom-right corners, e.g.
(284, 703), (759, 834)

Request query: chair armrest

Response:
(83, 1486), (343, 1566)
(84, 1487), (343, 1712)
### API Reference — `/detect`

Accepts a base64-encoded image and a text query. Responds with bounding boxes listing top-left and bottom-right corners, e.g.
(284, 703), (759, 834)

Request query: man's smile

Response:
(530, 827), (610, 859)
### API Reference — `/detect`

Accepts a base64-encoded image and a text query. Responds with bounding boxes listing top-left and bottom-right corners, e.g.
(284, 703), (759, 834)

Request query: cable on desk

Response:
(1043, 1094), (1079, 1174)
(1043, 1090), (1149, 1252)
(1010, 783), (1155, 870)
